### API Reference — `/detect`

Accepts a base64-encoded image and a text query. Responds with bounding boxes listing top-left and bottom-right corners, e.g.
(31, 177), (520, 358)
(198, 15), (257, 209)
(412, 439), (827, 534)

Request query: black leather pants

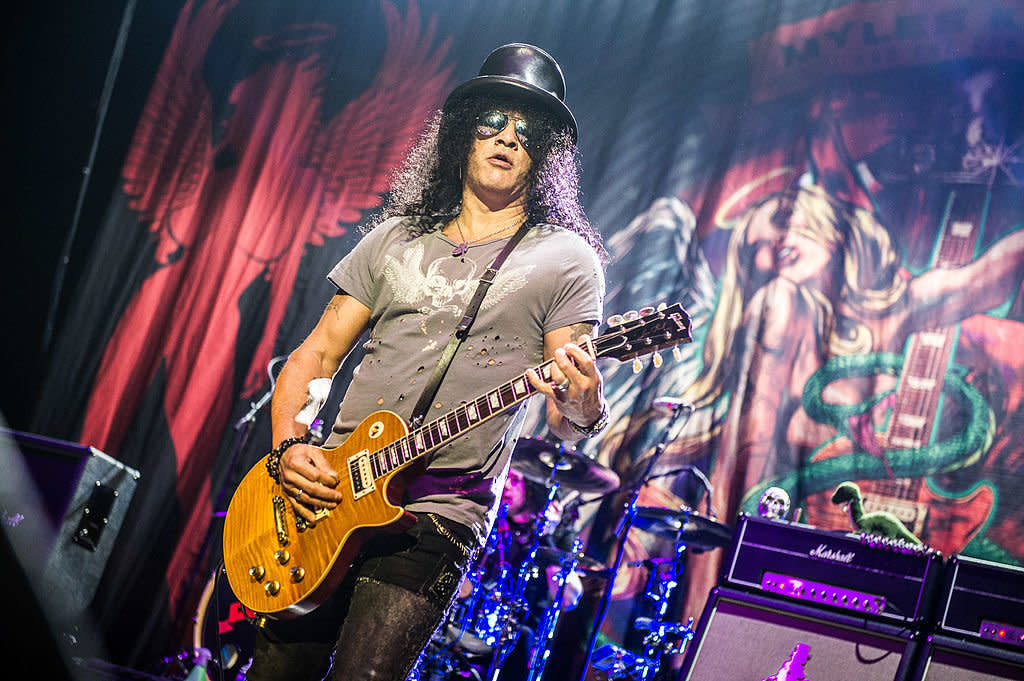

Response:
(247, 513), (475, 681)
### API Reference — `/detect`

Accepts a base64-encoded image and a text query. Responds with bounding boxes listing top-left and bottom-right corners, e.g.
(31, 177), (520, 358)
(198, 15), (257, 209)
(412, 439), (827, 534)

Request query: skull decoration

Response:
(757, 487), (791, 521)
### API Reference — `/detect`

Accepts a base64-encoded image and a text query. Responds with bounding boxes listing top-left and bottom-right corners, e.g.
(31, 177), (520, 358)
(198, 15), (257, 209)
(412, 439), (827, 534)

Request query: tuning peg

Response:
(672, 346), (683, 362)
(657, 302), (667, 312)
(607, 314), (624, 326)
(632, 358), (643, 374)
(623, 310), (639, 322)
(639, 306), (655, 316)
(653, 351), (663, 368)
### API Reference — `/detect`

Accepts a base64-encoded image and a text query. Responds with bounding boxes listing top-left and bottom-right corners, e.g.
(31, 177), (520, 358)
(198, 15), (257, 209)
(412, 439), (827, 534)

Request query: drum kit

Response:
(411, 433), (733, 681)
(192, 427), (731, 681)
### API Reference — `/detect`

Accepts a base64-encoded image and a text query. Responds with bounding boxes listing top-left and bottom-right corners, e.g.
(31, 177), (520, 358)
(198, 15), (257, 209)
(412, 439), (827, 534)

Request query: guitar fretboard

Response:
(365, 358), (558, 480)
(883, 194), (980, 454)
(342, 303), (691, 492)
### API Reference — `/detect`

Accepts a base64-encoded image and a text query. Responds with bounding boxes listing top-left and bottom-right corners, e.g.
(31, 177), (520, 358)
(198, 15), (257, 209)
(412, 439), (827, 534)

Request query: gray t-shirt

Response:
(325, 217), (604, 542)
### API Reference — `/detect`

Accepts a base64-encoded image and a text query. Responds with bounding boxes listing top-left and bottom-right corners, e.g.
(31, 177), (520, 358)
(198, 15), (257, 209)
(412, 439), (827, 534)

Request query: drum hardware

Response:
(421, 438), (614, 681)
(485, 481), (562, 681)
(577, 397), (696, 681)
(420, 477), (576, 681)
(423, 504), (514, 676)
(626, 457), (717, 522)
(630, 506), (732, 552)
(536, 545), (608, 577)
(512, 438), (621, 494)
(589, 541), (696, 681)
(525, 535), (585, 681)
(410, 641), (482, 681)
(591, 643), (642, 680)
(630, 529), (695, 681)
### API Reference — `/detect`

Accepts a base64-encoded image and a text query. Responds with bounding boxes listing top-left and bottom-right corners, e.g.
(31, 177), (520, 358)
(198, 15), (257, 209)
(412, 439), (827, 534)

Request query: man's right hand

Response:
(278, 442), (343, 524)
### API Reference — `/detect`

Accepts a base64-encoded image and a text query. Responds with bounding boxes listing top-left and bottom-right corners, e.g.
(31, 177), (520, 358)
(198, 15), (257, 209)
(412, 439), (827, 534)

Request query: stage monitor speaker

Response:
(0, 428), (139, 622)
(677, 587), (918, 681)
(908, 634), (1024, 681)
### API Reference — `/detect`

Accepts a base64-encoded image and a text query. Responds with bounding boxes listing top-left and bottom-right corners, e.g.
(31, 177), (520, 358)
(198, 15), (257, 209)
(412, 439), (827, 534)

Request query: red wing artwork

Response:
(77, 0), (453, 610)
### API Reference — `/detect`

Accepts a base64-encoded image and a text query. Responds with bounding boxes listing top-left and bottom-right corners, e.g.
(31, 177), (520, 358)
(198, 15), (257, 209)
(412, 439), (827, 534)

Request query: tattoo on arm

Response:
(568, 322), (597, 342)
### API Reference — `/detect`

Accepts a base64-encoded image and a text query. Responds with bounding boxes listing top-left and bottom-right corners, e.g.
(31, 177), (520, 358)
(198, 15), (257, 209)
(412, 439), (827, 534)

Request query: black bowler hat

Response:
(443, 43), (577, 142)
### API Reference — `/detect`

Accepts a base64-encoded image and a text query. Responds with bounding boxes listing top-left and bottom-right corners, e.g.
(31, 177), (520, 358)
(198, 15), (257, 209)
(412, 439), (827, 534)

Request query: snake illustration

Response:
(740, 351), (995, 517)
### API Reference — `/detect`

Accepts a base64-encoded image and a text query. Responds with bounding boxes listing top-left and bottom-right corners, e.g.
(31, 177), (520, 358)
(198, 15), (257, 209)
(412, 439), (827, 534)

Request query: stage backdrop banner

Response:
(32, 0), (1024, 671)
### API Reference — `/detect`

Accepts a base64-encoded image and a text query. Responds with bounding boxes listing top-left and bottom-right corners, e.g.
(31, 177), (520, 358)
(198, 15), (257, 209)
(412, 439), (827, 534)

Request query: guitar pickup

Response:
(349, 450), (375, 500)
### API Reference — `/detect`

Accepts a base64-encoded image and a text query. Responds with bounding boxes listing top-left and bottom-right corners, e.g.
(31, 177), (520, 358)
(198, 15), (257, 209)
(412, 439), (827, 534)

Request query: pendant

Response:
(452, 243), (468, 258)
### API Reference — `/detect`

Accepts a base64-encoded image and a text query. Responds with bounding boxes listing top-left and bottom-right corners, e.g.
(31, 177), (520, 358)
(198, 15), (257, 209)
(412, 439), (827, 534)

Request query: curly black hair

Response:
(371, 94), (606, 261)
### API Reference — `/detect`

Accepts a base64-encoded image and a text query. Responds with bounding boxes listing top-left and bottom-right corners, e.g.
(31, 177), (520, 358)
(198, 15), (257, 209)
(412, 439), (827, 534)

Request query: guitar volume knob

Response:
(290, 567), (305, 582)
(264, 581), (281, 596)
(249, 565), (266, 582)
(275, 550), (291, 565)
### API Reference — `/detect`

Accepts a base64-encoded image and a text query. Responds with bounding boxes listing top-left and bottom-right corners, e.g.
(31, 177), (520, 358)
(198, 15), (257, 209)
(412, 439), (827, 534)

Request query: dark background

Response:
(5, 1), (179, 432)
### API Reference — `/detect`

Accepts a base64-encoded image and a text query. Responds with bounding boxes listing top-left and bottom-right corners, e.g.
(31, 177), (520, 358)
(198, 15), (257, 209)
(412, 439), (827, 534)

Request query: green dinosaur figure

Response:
(830, 481), (923, 545)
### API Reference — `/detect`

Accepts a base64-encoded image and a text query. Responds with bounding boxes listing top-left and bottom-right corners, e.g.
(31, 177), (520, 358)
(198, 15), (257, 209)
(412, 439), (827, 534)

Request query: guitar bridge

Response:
(272, 496), (290, 546)
(349, 450), (375, 500)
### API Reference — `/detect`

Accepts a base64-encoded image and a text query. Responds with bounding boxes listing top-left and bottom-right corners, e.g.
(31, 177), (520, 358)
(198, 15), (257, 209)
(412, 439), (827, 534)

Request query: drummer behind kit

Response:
(414, 439), (621, 681)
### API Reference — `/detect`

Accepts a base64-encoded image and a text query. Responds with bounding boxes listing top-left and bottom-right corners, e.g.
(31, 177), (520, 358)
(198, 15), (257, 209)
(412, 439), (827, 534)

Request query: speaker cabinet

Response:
(937, 554), (1024, 648)
(1, 428), (139, 621)
(678, 587), (917, 681)
(909, 634), (1024, 681)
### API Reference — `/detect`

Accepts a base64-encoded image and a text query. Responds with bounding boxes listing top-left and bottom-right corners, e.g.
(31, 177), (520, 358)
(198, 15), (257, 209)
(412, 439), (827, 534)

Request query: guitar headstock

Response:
(594, 303), (692, 370)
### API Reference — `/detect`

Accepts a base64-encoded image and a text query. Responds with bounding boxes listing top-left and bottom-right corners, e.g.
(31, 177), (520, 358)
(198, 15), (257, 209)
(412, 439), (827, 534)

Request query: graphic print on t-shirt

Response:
(382, 242), (534, 346)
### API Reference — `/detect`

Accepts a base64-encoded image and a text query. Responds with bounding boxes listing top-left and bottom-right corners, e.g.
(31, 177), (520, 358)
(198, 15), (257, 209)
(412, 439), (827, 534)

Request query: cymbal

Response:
(512, 438), (620, 493)
(632, 506), (733, 550)
(535, 546), (608, 576)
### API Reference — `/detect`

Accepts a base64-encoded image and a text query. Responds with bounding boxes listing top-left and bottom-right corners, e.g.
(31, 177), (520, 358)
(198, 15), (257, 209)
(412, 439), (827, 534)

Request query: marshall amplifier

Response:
(722, 514), (944, 625)
(936, 554), (1024, 650)
(678, 587), (919, 681)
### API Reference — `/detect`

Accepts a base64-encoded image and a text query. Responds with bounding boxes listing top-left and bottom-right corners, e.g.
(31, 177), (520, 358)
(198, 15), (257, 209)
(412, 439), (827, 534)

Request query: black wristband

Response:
(265, 436), (308, 483)
(566, 404), (610, 438)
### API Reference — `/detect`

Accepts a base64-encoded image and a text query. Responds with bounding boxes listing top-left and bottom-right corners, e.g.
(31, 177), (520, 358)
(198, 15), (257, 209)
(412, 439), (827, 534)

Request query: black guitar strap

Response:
(409, 221), (531, 429)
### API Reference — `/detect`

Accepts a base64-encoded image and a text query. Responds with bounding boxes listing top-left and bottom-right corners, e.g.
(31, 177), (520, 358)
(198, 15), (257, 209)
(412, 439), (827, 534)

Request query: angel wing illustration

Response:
(481, 263), (534, 311)
(78, 0), (454, 611)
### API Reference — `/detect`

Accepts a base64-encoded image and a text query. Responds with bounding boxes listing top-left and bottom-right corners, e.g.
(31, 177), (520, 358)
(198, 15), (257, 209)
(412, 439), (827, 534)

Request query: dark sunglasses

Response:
(474, 110), (534, 150)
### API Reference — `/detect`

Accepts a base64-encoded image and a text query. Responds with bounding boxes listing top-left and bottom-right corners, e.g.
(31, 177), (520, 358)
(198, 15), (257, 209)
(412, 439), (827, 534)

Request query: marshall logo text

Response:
(809, 543), (856, 563)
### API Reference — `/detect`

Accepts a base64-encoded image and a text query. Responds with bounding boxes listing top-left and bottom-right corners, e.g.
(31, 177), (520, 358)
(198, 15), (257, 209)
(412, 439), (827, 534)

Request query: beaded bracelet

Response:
(265, 436), (308, 483)
(566, 404), (610, 438)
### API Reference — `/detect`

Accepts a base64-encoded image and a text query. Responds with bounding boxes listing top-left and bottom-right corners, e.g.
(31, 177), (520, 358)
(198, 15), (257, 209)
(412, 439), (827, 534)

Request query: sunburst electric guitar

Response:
(223, 304), (692, 617)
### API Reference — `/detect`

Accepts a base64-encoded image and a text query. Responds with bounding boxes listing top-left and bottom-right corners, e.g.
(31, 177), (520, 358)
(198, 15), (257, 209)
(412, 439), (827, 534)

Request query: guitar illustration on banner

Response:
(792, 186), (998, 551)
(223, 304), (692, 617)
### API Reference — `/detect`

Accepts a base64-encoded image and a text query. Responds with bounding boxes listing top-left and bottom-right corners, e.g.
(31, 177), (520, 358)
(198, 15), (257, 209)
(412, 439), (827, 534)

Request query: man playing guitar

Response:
(243, 43), (608, 681)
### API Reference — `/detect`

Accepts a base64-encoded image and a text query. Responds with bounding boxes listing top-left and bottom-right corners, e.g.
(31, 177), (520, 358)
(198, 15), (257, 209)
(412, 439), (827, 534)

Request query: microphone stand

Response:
(177, 355), (288, 680)
(577, 403), (692, 681)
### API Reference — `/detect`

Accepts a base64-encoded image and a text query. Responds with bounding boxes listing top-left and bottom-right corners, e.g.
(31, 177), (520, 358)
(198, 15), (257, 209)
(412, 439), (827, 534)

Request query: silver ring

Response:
(294, 488), (304, 498)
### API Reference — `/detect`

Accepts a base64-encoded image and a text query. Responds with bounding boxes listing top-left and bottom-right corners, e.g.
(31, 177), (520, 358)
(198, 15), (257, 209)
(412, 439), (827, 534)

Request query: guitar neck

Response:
(365, 346), (587, 481)
(353, 302), (692, 483)
(882, 188), (985, 466)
